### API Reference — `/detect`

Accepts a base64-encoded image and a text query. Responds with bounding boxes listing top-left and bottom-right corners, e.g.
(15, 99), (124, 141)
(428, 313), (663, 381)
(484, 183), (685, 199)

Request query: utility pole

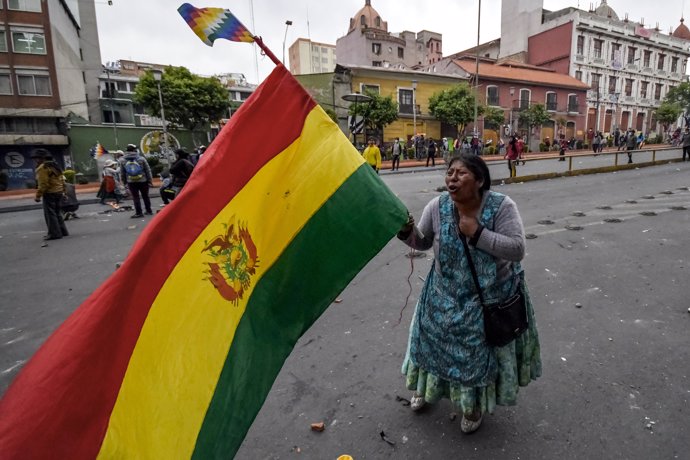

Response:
(473, 0), (481, 136)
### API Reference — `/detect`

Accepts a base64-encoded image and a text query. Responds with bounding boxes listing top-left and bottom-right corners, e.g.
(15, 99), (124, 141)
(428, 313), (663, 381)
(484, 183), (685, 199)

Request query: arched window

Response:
(519, 89), (531, 110)
(360, 15), (366, 26)
(375, 16), (381, 27)
(486, 85), (499, 106)
(545, 91), (557, 111)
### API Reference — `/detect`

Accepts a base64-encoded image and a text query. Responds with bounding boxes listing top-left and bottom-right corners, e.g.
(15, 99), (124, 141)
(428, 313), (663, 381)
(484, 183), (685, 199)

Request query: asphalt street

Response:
(1, 161), (689, 459)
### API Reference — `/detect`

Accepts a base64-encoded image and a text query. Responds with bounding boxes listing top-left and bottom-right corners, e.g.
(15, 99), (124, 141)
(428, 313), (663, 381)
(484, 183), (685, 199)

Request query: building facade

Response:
(502, 0), (690, 136)
(336, 1), (442, 70)
(0, 0), (101, 190)
(288, 38), (336, 75)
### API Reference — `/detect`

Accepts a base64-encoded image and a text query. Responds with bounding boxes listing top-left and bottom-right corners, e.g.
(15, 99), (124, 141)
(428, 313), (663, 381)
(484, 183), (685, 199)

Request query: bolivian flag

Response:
(0, 66), (407, 458)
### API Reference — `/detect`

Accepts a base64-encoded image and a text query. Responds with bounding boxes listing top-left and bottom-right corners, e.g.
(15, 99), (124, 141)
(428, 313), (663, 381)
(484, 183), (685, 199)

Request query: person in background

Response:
(120, 144), (153, 218)
(32, 149), (69, 241)
(682, 127), (690, 161)
(558, 134), (568, 161)
(626, 129), (637, 163)
(159, 170), (175, 206)
(97, 159), (124, 204)
(362, 138), (381, 174)
(397, 152), (541, 434)
(592, 131), (601, 155)
(505, 134), (519, 177)
(426, 137), (437, 167)
(169, 148), (195, 197)
(391, 138), (402, 171)
(637, 131), (645, 149)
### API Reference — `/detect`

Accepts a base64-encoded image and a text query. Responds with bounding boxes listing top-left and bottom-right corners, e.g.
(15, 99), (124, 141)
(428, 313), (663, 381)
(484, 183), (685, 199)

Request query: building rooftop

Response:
(672, 18), (690, 40)
(454, 60), (589, 90)
(348, 0), (387, 33)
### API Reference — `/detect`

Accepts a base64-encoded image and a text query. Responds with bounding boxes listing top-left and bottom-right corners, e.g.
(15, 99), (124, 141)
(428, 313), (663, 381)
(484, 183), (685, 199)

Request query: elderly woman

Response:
(398, 152), (541, 433)
(97, 159), (124, 204)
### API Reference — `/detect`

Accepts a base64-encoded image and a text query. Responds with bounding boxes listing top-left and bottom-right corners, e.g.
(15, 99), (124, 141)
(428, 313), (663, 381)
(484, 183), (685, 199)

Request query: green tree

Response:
(134, 66), (230, 133)
(349, 90), (399, 132)
(518, 104), (551, 150)
(655, 101), (682, 133)
(482, 106), (505, 130)
(324, 107), (338, 124)
(428, 84), (482, 135)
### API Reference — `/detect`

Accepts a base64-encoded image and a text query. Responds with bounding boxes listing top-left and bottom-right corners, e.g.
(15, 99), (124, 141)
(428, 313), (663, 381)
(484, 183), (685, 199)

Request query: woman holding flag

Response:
(397, 153), (541, 433)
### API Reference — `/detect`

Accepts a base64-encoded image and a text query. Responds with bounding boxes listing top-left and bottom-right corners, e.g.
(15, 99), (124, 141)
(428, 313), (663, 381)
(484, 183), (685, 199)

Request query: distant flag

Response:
(178, 3), (254, 46)
(0, 65), (408, 458)
(90, 142), (108, 158)
(635, 24), (652, 38)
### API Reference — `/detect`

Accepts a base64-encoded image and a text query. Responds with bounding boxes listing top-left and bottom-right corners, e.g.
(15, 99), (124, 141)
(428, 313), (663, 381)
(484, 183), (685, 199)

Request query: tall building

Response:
(502, 0), (690, 135)
(336, 0), (442, 70)
(0, 0), (101, 189)
(288, 38), (337, 75)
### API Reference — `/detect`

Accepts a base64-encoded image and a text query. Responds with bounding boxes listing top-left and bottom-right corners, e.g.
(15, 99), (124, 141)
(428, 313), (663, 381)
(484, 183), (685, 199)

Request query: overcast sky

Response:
(95, 0), (689, 83)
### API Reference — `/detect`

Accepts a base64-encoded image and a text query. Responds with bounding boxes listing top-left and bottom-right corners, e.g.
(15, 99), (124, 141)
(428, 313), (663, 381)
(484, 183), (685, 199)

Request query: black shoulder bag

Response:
(460, 233), (528, 347)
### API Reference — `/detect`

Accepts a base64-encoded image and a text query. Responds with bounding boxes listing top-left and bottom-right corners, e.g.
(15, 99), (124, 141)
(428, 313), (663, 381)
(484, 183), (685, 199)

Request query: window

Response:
(671, 57), (679, 73)
(608, 76), (617, 94)
(17, 74), (51, 96)
(116, 81), (128, 92)
(545, 92), (557, 111)
(360, 15), (366, 26)
(487, 86), (499, 106)
(625, 79), (633, 97)
(8, 0), (41, 12)
(575, 70), (582, 81)
(372, 43), (381, 55)
(374, 16), (381, 27)
(567, 94), (578, 113)
(102, 81), (116, 98)
(0, 31), (6, 52)
(12, 30), (46, 54)
(627, 47), (637, 64)
(591, 73), (601, 91)
(321, 57), (328, 63)
(657, 54), (665, 71)
(361, 84), (380, 95)
(593, 39), (603, 58)
(654, 83), (662, 100)
(611, 43), (620, 61)
(643, 50), (652, 67)
(0, 74), (11, 95)
(398, 47), (404, 59)
(576, 35), (584, 55)
(519, 89), (530, 110)
(321, 47), (328, 54)
(398, 88), (414, 114)
(129, 82), (137, 93)
(372, 61), (382, 67)
(640, 81), (648, 99)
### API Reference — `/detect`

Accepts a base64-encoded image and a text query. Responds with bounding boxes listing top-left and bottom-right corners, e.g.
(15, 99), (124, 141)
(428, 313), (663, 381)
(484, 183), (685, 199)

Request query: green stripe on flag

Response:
(192, 164), (407, 458)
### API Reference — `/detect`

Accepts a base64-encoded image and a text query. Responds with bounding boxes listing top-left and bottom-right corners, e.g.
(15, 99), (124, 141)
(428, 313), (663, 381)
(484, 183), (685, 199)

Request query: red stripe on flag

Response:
(0, 65), (315, 459)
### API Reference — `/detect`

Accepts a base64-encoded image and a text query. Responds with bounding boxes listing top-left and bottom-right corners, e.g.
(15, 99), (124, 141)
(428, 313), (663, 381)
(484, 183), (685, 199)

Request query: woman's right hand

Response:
(398, 212), (414, 239)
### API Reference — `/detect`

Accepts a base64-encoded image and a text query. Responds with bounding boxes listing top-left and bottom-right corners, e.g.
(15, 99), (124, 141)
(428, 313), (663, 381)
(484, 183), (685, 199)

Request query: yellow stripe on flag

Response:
(97, 107), (364, 458)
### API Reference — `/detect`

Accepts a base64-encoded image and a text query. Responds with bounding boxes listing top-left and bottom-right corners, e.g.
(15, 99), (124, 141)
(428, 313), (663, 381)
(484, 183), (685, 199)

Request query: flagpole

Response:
(253, 36), (282, 66)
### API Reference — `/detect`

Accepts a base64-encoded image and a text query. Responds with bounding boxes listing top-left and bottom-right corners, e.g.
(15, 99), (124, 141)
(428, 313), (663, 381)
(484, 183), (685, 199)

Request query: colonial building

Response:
(0, 0), (101, 189)
(288, 38), (337, 75)
(296, 64), (468, 146)
(336, 1), (442, 70)
(434, 58), (588, 146)
(504, 0), (690, 135)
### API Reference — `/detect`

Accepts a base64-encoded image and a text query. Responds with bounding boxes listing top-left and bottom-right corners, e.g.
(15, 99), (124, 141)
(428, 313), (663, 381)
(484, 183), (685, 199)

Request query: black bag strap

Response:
(453, 206), (486, 306)
(459, 231), (486, 307)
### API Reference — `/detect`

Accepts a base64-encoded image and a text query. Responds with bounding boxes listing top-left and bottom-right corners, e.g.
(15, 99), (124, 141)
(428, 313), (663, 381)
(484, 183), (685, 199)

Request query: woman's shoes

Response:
(460, 413), (483, 434)
(410, 393), (426, 411)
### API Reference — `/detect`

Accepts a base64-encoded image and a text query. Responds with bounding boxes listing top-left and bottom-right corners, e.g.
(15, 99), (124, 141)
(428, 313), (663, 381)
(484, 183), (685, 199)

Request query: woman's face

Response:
(445, 161), (482, 203)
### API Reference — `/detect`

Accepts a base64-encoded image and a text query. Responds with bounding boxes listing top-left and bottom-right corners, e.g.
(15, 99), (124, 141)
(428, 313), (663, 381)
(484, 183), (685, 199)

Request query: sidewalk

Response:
(0, 146), (667, 213)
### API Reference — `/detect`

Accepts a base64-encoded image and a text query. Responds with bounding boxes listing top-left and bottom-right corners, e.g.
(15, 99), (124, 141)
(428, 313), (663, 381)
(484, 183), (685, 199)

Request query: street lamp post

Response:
(152, 70), (169, 160)
(342, 92), (372, 150)
(411, 80), (418, 138)
(282, 20), (293, 66)
(473, 0), (482, 136)
(103, 65), (119, 148)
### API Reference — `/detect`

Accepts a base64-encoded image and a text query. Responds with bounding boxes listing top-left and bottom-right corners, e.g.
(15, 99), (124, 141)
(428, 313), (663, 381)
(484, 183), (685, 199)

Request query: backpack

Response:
(124, 158), (144, 181)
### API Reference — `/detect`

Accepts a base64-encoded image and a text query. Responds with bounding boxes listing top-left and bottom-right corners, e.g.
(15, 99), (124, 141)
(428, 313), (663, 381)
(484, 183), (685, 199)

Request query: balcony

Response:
(487, 97), (500, 107)
(566, 104), (579, 114)
(399, 104), (420, 116)
(512, 99), (532, 111)
(546, 101), (558, 111)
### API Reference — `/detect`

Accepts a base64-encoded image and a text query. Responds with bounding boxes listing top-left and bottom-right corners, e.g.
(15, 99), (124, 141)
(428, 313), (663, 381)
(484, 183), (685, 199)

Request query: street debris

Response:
(402, 435), (409, 444)
(310, 422), (325, 432)
(561, 357), (567, 362)
(292, 445), (301, 453)
(575, 303), (582, 308)
(127, 225), (137, 230)
(395, 395), (411, 406)
(379, 430), (396, 446)
(644, 417), (657, 431)
(525, 233), (538, 239)
(449, 412), (457, 421)
(334, 298), (343, 303)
